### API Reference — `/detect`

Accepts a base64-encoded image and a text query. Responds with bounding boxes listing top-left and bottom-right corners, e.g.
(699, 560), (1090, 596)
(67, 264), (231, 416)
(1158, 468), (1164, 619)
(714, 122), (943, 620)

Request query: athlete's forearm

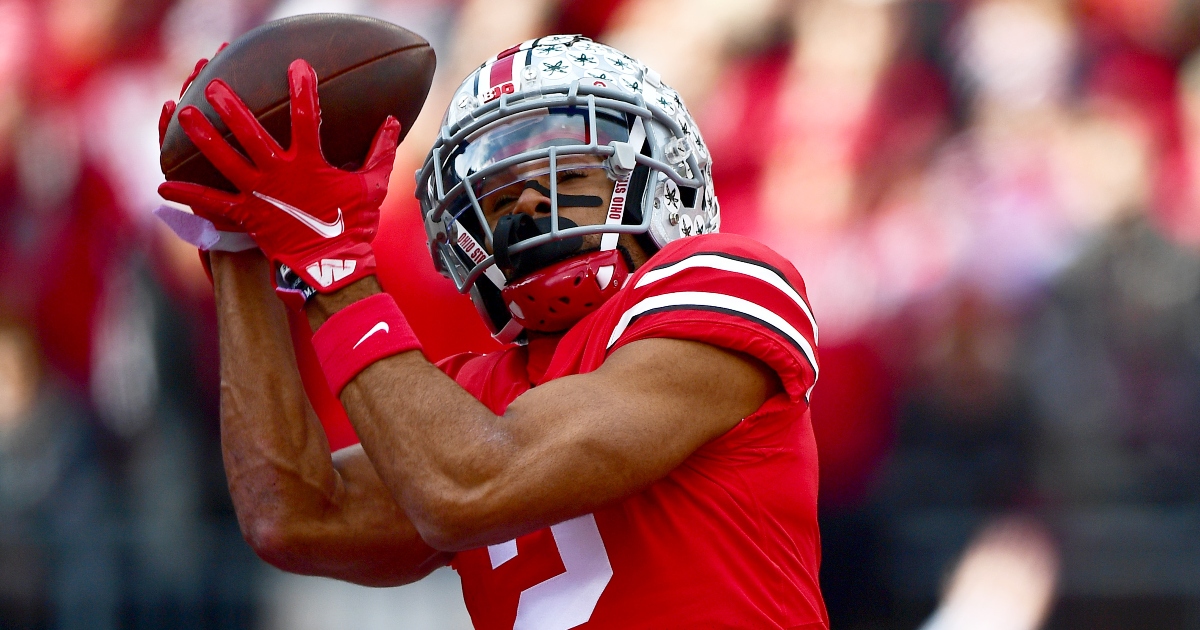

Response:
(211, 251), (344, 550)
(306, 278), (540, 549)
(306, 279), (659, 551)
(341, 353), (521, 549)
(211, 252), (447, 583)
(307, 278), (772, 552)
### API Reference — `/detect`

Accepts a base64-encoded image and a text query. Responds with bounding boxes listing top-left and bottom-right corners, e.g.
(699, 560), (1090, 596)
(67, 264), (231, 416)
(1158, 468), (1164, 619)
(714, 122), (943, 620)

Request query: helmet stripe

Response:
(496, 43), (521, 60)
(525, 39), (538, 67)
(489, 52), (517, 91)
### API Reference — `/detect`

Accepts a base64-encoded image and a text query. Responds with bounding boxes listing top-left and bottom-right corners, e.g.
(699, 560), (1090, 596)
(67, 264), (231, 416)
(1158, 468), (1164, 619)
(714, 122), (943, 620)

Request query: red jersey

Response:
(440, 233), (826, 630)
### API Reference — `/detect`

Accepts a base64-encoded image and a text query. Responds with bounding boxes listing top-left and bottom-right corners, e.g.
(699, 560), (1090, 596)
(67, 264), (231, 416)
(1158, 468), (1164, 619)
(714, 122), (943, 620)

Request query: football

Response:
(159, 13), (436, 191)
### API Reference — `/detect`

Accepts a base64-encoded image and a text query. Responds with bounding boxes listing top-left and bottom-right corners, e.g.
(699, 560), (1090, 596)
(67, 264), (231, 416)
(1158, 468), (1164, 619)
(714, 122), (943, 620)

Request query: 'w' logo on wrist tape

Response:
(307, 259), (357, 287)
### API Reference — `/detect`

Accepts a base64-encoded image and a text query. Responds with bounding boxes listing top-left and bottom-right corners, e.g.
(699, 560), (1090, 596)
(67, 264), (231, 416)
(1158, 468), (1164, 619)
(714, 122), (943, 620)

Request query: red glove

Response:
(158, 42), (228, 149)
(156, 44), (256, 281)
(158, 43), (247, 240)
(158, 58), (400, 300)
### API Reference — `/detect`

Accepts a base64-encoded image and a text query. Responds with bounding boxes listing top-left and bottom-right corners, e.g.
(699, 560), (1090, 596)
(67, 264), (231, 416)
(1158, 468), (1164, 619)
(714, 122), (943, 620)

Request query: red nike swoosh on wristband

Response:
(252, 192), (344, 238)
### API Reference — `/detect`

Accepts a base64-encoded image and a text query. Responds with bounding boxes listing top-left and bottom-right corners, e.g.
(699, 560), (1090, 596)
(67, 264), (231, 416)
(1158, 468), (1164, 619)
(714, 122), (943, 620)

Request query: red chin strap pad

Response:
(501, 249), (630, 332)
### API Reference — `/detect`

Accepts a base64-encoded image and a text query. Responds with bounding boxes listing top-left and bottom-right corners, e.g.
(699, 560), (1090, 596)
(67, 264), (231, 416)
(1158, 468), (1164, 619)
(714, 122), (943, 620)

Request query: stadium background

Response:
(1, 0), (1199, 628)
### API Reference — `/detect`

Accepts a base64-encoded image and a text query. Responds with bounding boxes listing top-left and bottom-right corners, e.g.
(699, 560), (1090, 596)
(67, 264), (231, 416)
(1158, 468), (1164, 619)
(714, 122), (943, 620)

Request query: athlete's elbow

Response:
(410, 491), (496, 552)
(411, 504), (476, 551)
(241, 514), (314, 572)
(241, 516), (289, 564)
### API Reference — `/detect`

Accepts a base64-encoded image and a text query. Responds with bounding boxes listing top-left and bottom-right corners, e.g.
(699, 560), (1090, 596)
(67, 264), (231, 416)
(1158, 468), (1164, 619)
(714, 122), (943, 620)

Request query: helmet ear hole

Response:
(621, 133), (651, 228)
(623, 160), (659, 258)
(679, 186), (697, 208)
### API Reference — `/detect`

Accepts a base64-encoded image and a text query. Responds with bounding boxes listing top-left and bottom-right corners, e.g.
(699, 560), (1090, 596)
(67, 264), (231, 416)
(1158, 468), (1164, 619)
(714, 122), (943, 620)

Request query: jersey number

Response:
(487, 514), (613, 630)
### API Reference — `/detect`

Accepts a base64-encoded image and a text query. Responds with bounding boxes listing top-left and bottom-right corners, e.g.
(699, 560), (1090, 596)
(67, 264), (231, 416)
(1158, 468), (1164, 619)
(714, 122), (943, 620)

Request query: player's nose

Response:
(510, 184), (551, 218)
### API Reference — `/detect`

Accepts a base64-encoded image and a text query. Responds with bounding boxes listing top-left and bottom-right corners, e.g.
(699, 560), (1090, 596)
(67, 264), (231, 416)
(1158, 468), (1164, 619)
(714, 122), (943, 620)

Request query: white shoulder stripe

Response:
(634, 254), (818, 344)
(606, 291), (818, 399)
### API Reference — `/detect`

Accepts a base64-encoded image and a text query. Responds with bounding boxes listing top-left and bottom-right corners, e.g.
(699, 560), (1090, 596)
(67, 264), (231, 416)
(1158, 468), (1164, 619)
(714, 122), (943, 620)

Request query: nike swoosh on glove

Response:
(157, 58), (400, 300)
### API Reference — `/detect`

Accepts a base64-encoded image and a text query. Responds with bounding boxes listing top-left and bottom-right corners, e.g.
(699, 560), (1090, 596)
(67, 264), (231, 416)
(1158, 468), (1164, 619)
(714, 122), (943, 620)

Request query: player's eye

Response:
(557, 169), (587, 183)
(487, 170), (591, 217)
(491, 195), (517, 212)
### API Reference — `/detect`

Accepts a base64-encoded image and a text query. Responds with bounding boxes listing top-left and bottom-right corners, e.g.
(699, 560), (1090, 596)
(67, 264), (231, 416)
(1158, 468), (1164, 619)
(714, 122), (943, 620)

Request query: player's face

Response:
(478, 155), (650, 268)
(479, 155), (610, 228)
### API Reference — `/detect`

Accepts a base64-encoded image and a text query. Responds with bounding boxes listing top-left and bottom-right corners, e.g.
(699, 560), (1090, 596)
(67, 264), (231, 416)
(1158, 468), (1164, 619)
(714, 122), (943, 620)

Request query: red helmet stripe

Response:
(496, 43), (522, 61)
(490, 52), (517, 91)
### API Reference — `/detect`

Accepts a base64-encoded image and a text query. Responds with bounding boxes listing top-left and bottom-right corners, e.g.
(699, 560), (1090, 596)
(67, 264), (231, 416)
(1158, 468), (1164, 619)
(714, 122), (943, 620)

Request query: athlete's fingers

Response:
(158, 100), (176, 148)
(361, 116), (401, 173)
(180, 56), (209, 97)
(205, 79), (282, 166)
(286, 59), (324, 158)
(158, 181), (243, 223)
(177, 105), (258, 191)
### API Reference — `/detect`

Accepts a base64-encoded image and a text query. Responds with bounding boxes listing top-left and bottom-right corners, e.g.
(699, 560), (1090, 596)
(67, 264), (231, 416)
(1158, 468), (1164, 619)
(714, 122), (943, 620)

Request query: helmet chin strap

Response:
(597, 117), (647, 289)
(453, 222), (508, 289)
(454, 222), (527, 342)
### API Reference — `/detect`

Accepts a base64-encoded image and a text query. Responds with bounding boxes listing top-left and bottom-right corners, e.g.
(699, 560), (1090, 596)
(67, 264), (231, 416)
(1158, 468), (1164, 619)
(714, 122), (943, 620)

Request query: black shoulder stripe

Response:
(624, 304), (816, 377)
(645, 251), (811, 313)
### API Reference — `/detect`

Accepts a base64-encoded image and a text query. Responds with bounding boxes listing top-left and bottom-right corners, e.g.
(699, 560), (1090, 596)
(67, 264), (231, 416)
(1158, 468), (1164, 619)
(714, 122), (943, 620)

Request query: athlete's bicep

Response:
(490, 337), (779, 529)
(563, 336), (780, 468)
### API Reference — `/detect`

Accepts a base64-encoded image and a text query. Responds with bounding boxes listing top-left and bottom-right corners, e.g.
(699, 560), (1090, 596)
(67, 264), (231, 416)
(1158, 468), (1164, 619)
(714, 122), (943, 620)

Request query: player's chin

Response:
(580, 232), (603, 251)
(618, 236), (650, 270)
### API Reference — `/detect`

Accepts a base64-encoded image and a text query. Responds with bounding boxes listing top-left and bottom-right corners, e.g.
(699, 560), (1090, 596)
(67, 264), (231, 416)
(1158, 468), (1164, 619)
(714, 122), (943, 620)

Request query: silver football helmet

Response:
(416, 35), (719, 342)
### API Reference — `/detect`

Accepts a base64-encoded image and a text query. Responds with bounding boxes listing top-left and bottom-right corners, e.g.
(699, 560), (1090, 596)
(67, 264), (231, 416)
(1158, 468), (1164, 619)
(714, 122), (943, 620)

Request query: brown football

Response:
(159, 13), (436, 192)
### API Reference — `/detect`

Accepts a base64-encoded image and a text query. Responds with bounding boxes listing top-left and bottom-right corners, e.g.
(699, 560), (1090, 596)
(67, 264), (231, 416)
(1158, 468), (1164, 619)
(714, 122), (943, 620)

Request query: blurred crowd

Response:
(1, 0), (1199, 628)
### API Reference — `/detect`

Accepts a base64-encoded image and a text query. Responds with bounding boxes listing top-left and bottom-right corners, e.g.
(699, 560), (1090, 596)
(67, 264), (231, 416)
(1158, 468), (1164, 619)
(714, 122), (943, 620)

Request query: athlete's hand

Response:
(156, 44), (257, 267)
(157, 58), (401, 297)
(158, 42), (228, 150)
(157, 44), (253, 247)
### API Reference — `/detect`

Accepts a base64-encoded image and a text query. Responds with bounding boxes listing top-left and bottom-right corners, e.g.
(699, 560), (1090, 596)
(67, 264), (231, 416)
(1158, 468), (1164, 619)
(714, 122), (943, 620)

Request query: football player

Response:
(158, 36), (825, 629)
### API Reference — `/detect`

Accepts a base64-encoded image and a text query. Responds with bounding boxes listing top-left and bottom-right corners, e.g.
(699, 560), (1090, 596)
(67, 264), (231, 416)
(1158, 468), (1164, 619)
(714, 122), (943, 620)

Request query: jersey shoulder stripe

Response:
(634, 250), (818, 345)
(604, 234), (819, 402)
(608, 290), (818, 402)
(607, 290), (815, 370)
